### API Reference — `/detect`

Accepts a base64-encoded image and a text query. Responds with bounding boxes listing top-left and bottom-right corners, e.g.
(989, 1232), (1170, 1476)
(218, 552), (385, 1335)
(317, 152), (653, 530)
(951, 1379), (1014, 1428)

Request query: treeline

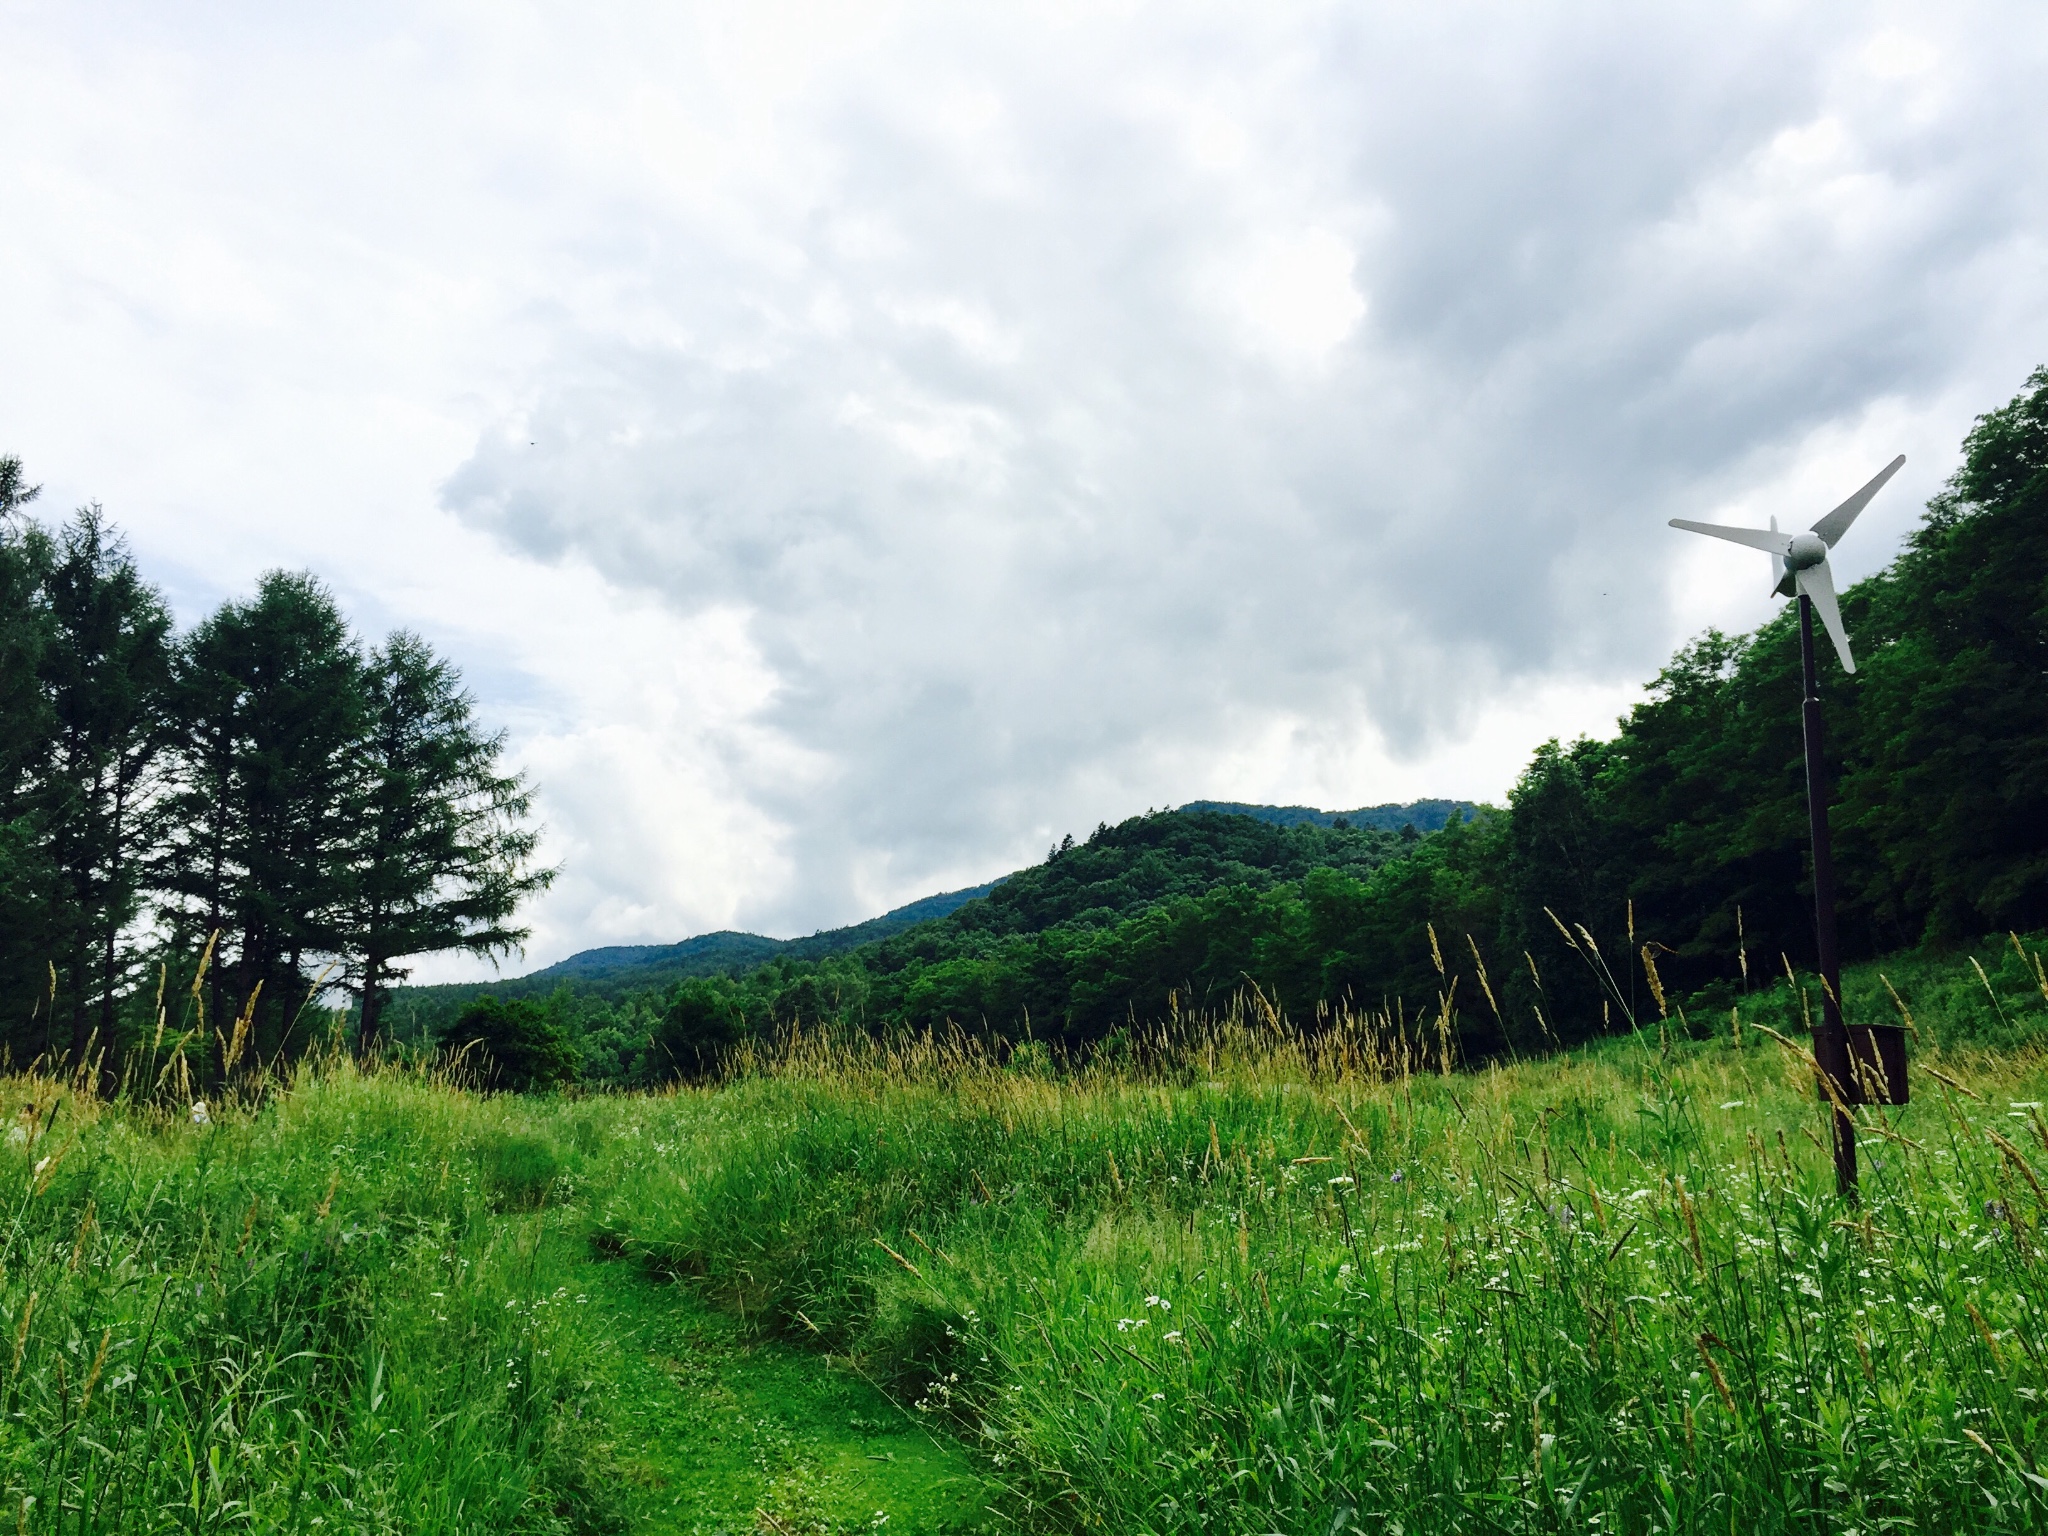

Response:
(394, 811), (1419, 1082)
(0, 462), (550, 1072)
(462, 365), (2048, 1085)
(34, 359), (2034, 1092)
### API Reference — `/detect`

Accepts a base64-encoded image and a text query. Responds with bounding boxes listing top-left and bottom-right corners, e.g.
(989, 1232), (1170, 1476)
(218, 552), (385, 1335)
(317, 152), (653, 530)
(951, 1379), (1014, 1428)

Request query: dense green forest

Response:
(4, 364), (2044, 1091)
(386, 808), (1423, 1080)
(459, 876), (1007, 1002)
(1177, 796), (1476, 831)
(0, 463), (550, 1071)
(414, 365), (2048, 1086)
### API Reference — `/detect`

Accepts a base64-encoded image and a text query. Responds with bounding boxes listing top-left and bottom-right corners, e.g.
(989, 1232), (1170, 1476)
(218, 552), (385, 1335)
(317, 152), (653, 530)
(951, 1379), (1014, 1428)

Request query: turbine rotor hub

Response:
(1785, 532), (1828, 571)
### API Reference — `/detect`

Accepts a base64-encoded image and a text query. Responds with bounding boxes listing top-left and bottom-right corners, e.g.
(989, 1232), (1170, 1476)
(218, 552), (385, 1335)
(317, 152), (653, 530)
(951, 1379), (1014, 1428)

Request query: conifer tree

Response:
(0, 459), (53, 1034)
(346, 632), (551, 1054)
(161, 573), (364, 1057)
(36, 507), (174, 1062)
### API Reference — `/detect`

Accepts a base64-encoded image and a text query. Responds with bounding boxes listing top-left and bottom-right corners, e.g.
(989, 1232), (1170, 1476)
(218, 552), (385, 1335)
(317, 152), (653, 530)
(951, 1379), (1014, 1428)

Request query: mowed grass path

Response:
(570, 1244), (993, 1535)
(0, 1063), (999, 1535)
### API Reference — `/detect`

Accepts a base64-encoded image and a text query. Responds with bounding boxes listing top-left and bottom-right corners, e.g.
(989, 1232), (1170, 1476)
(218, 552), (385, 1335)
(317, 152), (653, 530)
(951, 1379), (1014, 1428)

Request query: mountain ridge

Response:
(1177, 798), (1477, 833)
(391, 798), (1468, 1008)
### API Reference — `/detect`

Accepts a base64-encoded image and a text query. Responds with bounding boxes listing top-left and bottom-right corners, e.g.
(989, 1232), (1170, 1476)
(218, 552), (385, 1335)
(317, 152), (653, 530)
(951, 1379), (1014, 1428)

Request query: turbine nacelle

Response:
(1668, 454), (1904, 676)
(1785, 531), (1829, 572)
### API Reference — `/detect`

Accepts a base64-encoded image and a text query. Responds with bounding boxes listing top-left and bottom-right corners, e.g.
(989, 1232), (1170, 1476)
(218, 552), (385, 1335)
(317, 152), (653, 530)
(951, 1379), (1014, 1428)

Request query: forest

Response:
(0, 464), (550, 1073)
(390, 364), (2048, 1086)
(3, 365), (2045, 1092)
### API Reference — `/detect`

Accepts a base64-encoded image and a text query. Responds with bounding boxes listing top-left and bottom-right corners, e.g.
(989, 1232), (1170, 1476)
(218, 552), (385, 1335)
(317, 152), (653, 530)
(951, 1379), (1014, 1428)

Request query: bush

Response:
(640, 978), (745, 1082)
(443, 995), (579, 1091)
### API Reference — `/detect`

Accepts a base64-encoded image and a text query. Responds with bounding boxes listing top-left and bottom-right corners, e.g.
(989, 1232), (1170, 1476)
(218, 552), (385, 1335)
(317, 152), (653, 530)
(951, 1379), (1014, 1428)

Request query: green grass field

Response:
(6, 935), (2048, 1532)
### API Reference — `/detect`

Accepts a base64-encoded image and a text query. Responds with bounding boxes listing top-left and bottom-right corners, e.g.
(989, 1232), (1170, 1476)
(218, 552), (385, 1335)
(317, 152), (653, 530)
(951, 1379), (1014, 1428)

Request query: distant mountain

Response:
(520, 931), (787, 990)
(781, 881), (1002, 960)
(386, 880), (999, 1011)
(917, 807), (1408, 950)
(1178, 798), (1480, 833)
(386, 800), (1465, 1018)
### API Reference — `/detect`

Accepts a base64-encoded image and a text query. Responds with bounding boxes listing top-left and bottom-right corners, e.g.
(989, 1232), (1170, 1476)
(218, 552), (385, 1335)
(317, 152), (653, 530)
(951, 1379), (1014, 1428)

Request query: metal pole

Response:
(1799, 594), (1857, 1197)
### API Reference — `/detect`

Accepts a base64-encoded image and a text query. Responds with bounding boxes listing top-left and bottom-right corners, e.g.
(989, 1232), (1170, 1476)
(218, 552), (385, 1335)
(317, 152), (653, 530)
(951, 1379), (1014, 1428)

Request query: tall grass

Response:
(0, 1051), (617, 1533)
(590, 941), (2048, 1533)
(12, 934), (2048, 1531)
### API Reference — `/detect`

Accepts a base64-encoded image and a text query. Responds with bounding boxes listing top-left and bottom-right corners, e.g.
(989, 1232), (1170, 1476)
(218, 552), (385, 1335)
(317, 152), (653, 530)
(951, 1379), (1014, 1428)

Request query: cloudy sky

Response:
(3, 2), (2045, 977)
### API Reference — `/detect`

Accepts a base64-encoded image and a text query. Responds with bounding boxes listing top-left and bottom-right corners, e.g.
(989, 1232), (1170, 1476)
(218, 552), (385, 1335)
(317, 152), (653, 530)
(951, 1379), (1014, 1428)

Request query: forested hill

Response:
(853, 808), (1411, 954)
(1178, 798), (1476, 832)
(382, 802), (1435, 1035)
(395, 878), (1002, 1006)
(426, 364), (2048, 1088)
(382, 803), (1435, 1074)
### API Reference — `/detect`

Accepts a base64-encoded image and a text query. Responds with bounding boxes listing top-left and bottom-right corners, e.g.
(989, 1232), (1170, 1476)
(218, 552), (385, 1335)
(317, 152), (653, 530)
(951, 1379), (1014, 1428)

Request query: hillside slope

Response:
(392, 881), (999, 1012)
(1178, 798), (1476, 832)
(380, 800), (1452, 1048)
(392, 799), (1457, 1006)
(870, 807), (1408, 959)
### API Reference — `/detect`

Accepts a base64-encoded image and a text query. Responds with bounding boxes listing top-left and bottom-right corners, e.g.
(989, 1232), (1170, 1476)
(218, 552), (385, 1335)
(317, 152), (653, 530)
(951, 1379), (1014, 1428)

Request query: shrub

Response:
(444, 995), (579, 1091)
(640, 978), (745, 1082)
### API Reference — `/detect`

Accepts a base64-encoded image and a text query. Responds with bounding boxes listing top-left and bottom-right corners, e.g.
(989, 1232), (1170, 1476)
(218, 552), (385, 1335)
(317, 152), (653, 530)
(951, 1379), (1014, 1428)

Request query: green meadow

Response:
(7, 934), (2048, 1533)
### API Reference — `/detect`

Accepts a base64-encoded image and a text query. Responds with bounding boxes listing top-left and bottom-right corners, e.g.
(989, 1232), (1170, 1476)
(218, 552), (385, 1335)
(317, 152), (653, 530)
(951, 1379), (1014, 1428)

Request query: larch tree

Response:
(161, 572), (364, 1057)
(0, 459), (53, 1038)
(35, 506), (175, 1064)
(345, 631), (552, 1055)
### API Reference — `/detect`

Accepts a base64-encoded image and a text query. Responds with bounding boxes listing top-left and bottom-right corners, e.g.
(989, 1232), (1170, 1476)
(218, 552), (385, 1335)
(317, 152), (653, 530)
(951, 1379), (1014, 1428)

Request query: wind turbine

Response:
(1670, 455), (1910, 1196)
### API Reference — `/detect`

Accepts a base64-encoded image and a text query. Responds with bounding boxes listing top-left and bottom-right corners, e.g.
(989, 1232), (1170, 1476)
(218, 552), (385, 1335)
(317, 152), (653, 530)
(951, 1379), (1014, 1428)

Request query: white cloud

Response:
(2, 0), (2045, 968)
(1862, 28), (1939, 83)
(1216, 227), (1367, 364)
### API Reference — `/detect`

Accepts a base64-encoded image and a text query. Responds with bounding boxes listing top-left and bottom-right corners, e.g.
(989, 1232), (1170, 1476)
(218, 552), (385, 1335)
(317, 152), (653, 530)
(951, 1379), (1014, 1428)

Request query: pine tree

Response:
(0, 456), (39, 523)
(346, 632), (552, 1054)
(35, 507), (174, 1063)
(0, 460), (54, 1036)
(161, 573), (364, 1059)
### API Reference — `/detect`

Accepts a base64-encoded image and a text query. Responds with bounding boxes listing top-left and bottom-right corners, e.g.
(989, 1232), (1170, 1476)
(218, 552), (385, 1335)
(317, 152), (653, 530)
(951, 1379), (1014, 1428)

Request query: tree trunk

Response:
(205, 816), (225, 1042)
(359, 951), (387, 1062)
(98, 769), (130, 1084)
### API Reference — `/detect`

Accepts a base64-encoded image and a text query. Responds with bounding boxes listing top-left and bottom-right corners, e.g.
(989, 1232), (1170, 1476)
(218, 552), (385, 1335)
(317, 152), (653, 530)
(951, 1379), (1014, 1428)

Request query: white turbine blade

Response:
(1769, 515), (1787, 596)
(1797, 561), (1855, 673)
(1810, 454), (1905, 547)
(1668, 518), (1794, 555)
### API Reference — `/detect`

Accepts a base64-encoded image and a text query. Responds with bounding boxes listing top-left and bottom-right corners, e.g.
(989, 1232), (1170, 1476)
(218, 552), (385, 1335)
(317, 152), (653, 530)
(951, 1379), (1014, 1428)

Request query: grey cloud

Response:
(442, 1), (2048, 935)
